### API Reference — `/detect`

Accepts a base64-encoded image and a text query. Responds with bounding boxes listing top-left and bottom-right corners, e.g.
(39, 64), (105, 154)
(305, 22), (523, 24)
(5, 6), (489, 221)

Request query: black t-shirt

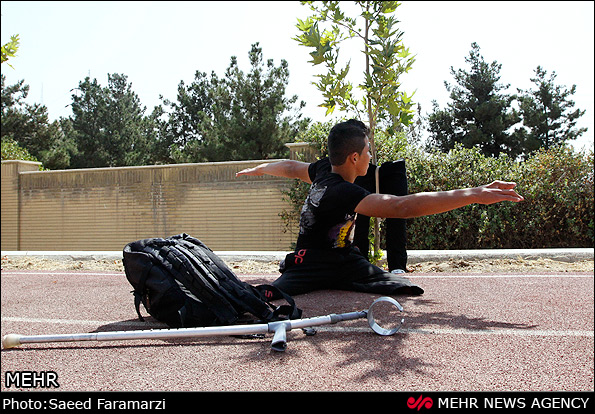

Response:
(295, 158), (370, 250)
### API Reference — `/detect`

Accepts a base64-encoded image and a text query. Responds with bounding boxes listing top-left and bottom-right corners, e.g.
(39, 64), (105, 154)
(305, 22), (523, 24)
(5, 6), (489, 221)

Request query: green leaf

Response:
(1, 34), (20, 66)
(380, 1), (401, 14)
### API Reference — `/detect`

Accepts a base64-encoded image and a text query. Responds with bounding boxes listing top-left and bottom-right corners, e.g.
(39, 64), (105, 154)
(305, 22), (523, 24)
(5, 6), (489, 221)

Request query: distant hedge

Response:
(402, 145), (594, 249)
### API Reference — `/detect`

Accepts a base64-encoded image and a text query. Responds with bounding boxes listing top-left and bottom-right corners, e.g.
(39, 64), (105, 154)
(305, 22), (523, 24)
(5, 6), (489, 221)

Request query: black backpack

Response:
(123, 233), (301, 328)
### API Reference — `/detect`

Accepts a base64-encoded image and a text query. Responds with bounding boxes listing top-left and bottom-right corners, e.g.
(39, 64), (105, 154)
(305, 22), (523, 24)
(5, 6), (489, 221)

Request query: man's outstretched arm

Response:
(355, 181), (524, 219)
(236, 160), (312, 183)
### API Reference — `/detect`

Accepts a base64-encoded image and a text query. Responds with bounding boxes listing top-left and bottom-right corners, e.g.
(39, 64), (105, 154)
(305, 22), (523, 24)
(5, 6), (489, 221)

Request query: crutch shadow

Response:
(92, 318), (168, 332)
(2, 317), (274, 352)
(401, 295), (539, 331)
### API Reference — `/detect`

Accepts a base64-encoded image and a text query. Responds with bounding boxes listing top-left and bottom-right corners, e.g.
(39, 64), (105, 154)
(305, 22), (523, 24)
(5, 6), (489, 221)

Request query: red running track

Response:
(1, 269), (593, 392)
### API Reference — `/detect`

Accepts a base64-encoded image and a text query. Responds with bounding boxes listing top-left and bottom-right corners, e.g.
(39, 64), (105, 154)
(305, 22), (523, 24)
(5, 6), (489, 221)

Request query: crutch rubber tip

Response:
(2, 334), (22, 349)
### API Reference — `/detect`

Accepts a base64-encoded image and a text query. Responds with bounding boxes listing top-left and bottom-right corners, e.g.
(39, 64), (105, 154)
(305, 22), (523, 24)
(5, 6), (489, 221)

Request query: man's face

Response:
(355, 138), (372, 176)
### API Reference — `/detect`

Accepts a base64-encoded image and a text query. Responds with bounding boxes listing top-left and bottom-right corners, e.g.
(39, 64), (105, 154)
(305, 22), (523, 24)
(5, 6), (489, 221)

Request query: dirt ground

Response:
(2, 255), (593, 274)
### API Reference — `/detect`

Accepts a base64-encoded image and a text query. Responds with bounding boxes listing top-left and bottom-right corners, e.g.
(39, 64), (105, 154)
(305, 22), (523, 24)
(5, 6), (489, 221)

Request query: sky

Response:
(1, 1), (593, 151)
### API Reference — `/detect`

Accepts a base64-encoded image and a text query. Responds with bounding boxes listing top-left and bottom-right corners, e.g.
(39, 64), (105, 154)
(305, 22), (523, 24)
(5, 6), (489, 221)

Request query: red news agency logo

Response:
(408, 395), (434, 410)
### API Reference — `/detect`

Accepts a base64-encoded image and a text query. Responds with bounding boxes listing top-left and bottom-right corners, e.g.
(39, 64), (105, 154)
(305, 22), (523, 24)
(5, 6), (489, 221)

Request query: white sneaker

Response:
(390, 269), (406, 274)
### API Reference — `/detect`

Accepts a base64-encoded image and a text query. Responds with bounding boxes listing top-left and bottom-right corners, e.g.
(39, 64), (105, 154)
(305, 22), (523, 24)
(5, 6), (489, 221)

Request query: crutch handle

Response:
(270, 322), (288, 352)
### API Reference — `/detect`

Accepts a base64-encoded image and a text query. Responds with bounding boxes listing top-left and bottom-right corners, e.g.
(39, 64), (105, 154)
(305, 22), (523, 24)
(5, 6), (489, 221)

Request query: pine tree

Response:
(516, 66), (587, 152)
(427, 43), (520, 158)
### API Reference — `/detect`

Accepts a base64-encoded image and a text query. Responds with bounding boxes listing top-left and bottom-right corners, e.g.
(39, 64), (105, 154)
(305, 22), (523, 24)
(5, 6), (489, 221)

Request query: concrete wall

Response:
(1, 159), (299, 252)
(1, 161), (44, 251)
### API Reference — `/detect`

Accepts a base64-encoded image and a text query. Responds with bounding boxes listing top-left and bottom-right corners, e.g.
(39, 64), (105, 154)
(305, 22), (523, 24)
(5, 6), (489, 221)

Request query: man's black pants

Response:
(354, 159), (408, 271)
(273, 247), (423, 297)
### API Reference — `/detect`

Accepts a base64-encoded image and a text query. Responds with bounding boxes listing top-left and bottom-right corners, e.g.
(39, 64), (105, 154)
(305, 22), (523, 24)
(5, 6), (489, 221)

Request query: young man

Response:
(236, 119), (524, 297)
(309, 155), (410, 274)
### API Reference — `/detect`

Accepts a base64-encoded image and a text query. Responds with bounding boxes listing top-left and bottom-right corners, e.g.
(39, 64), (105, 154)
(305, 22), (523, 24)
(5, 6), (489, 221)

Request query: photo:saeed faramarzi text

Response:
(3, 397), (166, 411)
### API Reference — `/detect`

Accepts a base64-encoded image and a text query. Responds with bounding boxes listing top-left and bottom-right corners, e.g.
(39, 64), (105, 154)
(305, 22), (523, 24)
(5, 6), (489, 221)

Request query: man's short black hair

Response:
(328, 119), (370, 166)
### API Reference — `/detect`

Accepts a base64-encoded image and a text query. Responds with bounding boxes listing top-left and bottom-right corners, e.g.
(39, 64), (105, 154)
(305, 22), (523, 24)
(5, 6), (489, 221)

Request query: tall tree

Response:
(162, 43), (308, 163)
(295, 0), (415, 164)
(68, 76), (106, 167)
(294, 0), (415, 258)
(516, 66), (587, 152)
(427, 42), (520, 158)
(1, 74), (74, 169)
(68, 73), (154, 168)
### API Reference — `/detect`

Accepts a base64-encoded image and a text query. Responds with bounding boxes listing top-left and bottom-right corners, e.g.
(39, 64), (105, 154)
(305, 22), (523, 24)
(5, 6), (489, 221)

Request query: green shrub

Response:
(404, 144), (594, 249)
(1, 137), (41, 164)
(511, 145), (593, 248)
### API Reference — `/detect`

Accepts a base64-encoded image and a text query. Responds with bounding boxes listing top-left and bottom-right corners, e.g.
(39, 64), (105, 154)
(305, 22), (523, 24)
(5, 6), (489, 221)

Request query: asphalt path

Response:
(1, 268), (593, 396)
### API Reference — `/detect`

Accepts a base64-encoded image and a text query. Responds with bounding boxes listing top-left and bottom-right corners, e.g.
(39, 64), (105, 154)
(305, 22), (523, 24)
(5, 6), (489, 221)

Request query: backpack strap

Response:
(253, 284), (302, 321)
(125, 253), (154, 322)
(133, 293), (145, 322)
(177, 236), (303, 323)
(174, 235), (299, 323)
(170, 243), (240, 325)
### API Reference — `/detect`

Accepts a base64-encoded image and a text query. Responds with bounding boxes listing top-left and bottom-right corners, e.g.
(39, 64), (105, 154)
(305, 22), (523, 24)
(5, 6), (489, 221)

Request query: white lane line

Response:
(1, 316), (163, 328)
(410, 274), (593, 278)
(308, 326), (595, 337)
(2, 317), (592, 337)
(1, 272), (124, 277)
(315, 326), (594, 337)
(2, 271), (593, 278)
